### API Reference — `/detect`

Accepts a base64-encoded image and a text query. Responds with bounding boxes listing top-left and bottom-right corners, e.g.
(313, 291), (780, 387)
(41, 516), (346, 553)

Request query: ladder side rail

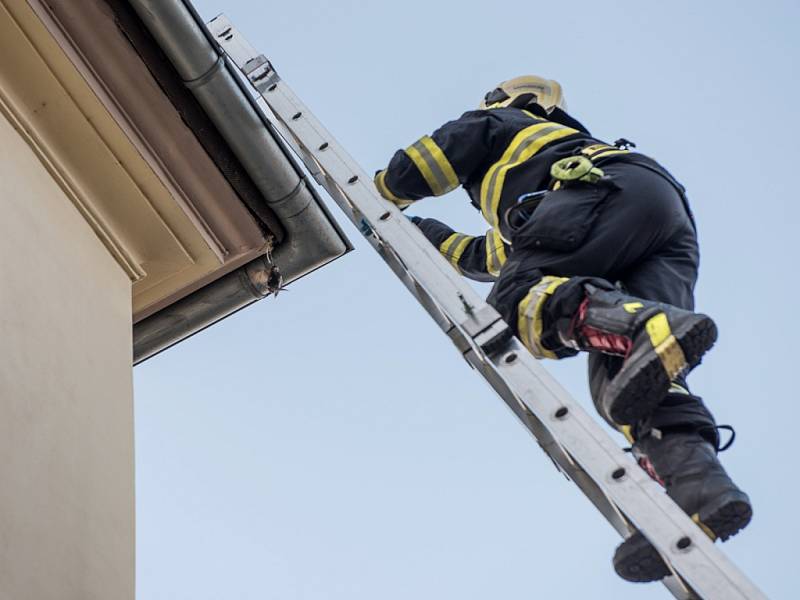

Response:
(213, 35), (501, 341)
(466, 346), (700, 599)
(242, 48), (641, 544)
(211, 32), (495, 344)
(317, 171), (478, 351)
(214, 30), (507, 352)
(485, 342), (763, 599)
(468, 348), (635, 536)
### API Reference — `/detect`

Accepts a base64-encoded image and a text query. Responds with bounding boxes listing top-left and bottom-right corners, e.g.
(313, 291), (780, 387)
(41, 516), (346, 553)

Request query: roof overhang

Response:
(2, 0), (350, 362)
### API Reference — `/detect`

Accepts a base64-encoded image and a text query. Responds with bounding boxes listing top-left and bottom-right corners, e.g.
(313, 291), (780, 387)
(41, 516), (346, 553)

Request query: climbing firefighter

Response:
(374, 75), (752, 582)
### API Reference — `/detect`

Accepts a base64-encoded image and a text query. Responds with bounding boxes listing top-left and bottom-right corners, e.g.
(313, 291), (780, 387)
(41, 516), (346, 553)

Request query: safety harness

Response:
(551, 139), (636, 187)
(503, 140), (633, 234)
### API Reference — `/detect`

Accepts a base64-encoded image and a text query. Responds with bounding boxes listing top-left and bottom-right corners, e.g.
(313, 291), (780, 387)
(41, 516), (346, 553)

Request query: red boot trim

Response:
(580, 325), (632, 355)
(571, 298), (632, 356)
(638, 455), (665, 487)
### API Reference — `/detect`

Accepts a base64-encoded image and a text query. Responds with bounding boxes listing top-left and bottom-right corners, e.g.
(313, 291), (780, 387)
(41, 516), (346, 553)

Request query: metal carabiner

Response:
(503, 189), (549, 235)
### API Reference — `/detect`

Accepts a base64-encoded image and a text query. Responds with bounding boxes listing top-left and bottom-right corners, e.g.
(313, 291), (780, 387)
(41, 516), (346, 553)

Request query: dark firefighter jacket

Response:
(374, 104), (668, 282)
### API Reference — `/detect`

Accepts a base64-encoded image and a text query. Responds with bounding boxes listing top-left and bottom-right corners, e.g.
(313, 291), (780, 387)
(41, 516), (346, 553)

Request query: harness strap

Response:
(548, 142), (628, 190)
(580, 143), (631, 162)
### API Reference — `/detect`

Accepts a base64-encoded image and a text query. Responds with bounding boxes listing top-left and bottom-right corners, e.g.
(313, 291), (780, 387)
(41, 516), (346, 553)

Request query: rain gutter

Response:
(130, 0), (349, 363)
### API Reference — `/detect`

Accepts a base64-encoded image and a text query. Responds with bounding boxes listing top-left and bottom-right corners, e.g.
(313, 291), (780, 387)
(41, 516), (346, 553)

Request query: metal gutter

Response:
(130, 0), (350, 363)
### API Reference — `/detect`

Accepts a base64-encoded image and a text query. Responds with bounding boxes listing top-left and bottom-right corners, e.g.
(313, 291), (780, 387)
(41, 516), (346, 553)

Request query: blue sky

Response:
(134, 1), (799, 597)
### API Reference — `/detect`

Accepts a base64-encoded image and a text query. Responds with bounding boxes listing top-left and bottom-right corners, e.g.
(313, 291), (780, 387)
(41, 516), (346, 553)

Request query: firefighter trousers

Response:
(486, 160), (716, 436)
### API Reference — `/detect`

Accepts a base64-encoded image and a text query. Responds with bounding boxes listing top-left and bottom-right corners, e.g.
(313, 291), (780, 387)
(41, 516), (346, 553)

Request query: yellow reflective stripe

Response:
(521, 109), (546, 121)
(485, 229), (500, 276)
(623, 302), (644, 314)
(517, 276), (569, 359)
(480, 123), (579, 226)
(580, 143), (609, 156)
(580, 144), (629, 161)
(438, 233), (474, 271)
(420, 136), (459, 192)
(404, 143), (439, 195)
(451, 236), (473, 266)
(669, 382), (690, 395)
(592, 149), (629, 160)
(374, 170), (413, 208)
(485, 228), (507, 276)
(439, 233), (460, 257)
(404, 136), (459, 196)
(646, 313), (689, 380)
(517, 293), (537, 356)
(495, 234), (507, 265)
(691, 513), (718, 541)
(619, 425), (635, 444)
(646, 313), (671, 347)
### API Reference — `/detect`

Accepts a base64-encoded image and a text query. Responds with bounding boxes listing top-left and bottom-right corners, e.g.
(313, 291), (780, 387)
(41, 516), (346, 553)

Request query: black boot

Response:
(613, 430), (752, 582)
(561, 286), (717, 425)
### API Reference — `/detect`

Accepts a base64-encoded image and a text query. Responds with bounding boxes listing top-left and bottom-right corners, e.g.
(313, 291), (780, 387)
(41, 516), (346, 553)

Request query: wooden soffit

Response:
(0, 0), (274, 320)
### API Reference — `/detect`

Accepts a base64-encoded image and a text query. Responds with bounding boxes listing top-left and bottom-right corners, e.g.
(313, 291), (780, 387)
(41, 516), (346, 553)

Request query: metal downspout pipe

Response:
(130, 0), (348, 363)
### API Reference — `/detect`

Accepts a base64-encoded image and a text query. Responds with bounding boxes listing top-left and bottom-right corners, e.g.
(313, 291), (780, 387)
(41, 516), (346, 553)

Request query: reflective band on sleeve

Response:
(480, 122), (579, 227)
(517, 276), (569, 359)
(485, 228), (507, 276)
(438, 233), (474, 272)
(374, 170), (414, 208)
(404, 135), (460, 196)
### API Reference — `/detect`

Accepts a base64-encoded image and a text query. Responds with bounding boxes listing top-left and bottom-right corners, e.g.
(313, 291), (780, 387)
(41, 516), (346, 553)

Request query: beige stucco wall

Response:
(0, 108), (134, 599)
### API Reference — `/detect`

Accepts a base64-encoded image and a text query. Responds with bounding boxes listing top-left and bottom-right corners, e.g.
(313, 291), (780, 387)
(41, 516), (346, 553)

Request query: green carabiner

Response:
(550, 155), (605, 184)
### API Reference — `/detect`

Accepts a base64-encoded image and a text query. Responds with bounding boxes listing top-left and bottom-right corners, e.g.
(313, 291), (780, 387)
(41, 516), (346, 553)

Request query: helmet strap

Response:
(507, 92), (537, 109)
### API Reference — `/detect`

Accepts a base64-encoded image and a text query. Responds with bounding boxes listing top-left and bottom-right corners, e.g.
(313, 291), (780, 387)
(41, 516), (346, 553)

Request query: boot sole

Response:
(606, 315), (717, 425)
(613, 492), (752, 583)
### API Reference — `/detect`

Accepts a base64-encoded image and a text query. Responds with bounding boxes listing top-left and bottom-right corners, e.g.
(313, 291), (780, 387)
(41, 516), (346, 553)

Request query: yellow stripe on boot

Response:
(645, 313), (689, 381)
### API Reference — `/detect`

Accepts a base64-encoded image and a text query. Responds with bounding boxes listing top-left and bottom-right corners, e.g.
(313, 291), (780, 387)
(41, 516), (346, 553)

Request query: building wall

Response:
(0, 111), (134, 599)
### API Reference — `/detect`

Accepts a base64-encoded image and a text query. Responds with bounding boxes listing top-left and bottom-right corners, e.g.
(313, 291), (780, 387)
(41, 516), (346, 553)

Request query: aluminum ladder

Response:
(207, 15), (766, 600)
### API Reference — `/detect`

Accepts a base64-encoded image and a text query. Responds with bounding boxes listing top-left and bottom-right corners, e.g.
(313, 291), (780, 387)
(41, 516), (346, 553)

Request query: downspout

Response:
(130, 0), (348, 363)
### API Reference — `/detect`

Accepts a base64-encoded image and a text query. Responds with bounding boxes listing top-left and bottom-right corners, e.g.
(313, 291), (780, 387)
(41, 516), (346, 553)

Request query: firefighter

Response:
(374, 76), (752, 582)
